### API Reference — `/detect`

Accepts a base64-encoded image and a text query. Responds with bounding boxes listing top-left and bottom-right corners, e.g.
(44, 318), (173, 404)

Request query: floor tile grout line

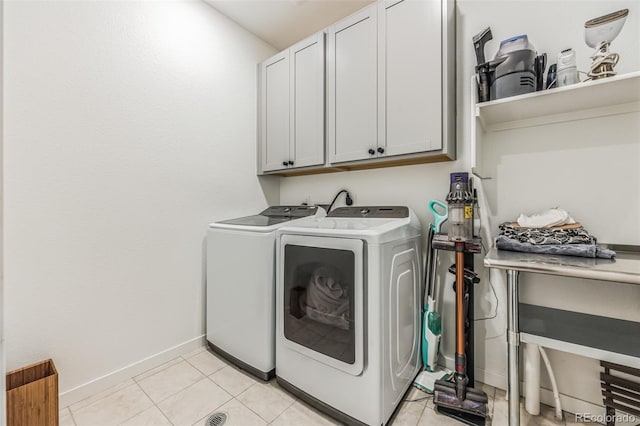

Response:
(265, 398), (290, 426)
(137, 360), (209, 406)
(234, 382), (295, 424)
(69, 381), (145, 422)
(207, 364), (229, 377)
(184, 361), (215, 377)
(63, 347), (211, 426)
(68, 379), (137, 415)
(107, 381), (156, 426)
(190, 397), (242, 426)
(183, 354), (227, 377)
(194, 403), (235, 426)
(60, 406), (76, 425)
(233, 383), (275, 423)
(414, 399), (429, 426)
(182, 347), (206, 361)
(133, 380), (174, 426)
(177, 348), (258, 413)
(154, 377), (232, 426)
(192, 411), (212, 426)
(158, 375), (228, 408)
(68, 407), (78, 426)
(418, 404), (436, 424)
(155, 403), (176, 426)
(67, 347), (509, 426)
(208, 363), (259, 384)
(400, 401), (427, 426)
(196, 379), (236, 425)
(133, 356), (184, 385)
(206, 368), (258, 398)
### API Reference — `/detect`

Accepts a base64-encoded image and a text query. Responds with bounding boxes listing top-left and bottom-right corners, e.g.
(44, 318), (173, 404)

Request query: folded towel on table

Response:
(496, 236), (616, 259)
(499, 222), (594, 245)
(517, 208), (576, 228)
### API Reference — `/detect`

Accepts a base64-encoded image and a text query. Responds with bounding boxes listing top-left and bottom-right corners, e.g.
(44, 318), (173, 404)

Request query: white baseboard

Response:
(538, 387), (604, 421)
(441, 356), (509, 390)
(59, 335), (206, 408)
(474, 366), (507, 390)
(474, 366), (607, 420)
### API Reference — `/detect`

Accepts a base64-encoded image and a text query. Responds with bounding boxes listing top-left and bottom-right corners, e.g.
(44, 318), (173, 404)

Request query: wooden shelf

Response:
(476, 71), (640, 132)
(264, 152), (454, 177)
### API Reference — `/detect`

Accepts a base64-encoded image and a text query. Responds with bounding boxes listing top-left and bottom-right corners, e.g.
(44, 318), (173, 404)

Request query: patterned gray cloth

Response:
(496, 236), (616, 259)
(499, 222), (594, 245)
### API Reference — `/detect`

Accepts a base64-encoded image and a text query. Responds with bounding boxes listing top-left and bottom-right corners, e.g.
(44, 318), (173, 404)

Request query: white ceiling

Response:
(205, 0), (375, 50)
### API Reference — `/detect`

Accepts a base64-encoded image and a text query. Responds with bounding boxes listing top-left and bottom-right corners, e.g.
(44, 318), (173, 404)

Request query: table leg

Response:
(524, 342), (540, 415)
(507, 269), (520, 426)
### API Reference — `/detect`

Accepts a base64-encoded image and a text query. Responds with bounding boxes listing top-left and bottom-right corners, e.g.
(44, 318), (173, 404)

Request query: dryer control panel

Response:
(261, 205), (319, 218)
(327, 206), (409, 218)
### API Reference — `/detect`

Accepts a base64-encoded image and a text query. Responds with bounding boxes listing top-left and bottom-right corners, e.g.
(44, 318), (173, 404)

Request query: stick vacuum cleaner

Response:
(434, 172), (488, 425)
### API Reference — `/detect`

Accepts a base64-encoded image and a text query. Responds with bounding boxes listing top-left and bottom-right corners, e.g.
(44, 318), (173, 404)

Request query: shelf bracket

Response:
(471, 167), (492, 180)
(470, 75), (492, 180)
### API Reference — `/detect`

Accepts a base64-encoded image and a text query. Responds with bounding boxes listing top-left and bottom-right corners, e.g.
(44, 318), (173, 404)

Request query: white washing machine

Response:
(275, 206), (423, 425)
(206, 205), (325, 380)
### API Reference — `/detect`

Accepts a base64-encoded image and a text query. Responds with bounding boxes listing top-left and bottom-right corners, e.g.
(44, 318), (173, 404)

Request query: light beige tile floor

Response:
(59, 347), (577, 425)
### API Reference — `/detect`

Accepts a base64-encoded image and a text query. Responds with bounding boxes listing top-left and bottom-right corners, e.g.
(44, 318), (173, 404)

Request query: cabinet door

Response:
(378, 0), (442, 156)
(328, 6), (378, 164)
(261, 51), (291, 172)
(290, 33), (325, 169)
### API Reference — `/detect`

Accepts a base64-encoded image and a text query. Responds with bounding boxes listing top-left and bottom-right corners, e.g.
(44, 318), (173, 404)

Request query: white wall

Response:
(280, 0), (640, 412)
(3, 0), (638, 416)
(0, 0), (5, 422)
(3, 0), (277, 401)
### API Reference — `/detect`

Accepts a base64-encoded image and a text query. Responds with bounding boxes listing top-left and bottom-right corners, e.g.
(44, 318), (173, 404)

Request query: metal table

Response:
(484, 245), (640, 426)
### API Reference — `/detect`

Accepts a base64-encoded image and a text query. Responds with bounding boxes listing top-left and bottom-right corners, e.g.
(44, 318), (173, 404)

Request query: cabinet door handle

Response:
(288, 160), (294, 166)
(377, 147), (385, 154)
(282, 161), (289, 166)
(368, 149), (375, 155)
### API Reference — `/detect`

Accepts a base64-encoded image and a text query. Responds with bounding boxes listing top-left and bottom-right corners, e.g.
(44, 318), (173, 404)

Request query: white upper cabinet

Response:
(259, 0), (454, 175)
(327, 6), (378, 164)
(260, 33), (325, 173)
(261, 51), (290, 172)
(290, 33), (325, 169)
(378, 0), (442, 156)
(327, 0), (450, 165)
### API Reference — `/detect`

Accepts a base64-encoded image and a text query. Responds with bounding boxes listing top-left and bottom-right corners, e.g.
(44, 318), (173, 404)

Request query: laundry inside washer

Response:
(285, 248), (355, 363)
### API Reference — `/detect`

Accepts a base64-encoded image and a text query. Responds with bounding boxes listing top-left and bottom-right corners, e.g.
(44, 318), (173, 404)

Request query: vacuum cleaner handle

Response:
(429, 200), (448, 233)
(472, 27), (493, 65)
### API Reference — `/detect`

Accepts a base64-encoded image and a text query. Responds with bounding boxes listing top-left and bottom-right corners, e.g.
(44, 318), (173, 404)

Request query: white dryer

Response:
(275, 206), (423, 425)
(206, 205), (325, 380)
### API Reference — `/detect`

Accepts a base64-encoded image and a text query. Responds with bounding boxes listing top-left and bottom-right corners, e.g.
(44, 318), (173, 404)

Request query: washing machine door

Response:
(279, 234), (364, 376)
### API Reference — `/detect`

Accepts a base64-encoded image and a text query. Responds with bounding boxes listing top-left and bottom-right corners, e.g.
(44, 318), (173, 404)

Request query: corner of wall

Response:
(1, 0), (6, 420)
